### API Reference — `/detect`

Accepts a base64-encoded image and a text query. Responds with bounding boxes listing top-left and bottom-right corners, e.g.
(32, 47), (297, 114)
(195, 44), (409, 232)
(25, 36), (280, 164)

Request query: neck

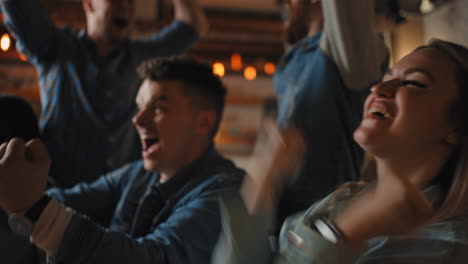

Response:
(86, 24), (121, 57)
(374, 145), (454, 189)
(306, 6), (323, 38)
(159, 140), (212, 183)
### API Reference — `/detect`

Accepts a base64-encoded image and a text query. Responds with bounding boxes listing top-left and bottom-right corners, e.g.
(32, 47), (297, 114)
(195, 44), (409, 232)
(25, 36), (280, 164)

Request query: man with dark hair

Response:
(0, 0), (208, 188)
(0, 57), (244, 264)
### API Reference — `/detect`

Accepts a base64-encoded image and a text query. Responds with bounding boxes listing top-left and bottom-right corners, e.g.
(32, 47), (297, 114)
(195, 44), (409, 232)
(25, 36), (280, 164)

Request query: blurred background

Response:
(0, 0), (466, 167)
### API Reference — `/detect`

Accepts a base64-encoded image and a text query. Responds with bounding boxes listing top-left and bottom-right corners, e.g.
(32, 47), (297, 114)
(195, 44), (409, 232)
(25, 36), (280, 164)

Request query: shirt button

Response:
(106, 158), (114, 168)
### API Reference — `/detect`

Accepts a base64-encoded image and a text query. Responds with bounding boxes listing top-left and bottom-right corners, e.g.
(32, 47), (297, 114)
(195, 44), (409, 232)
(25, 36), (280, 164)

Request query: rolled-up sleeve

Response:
(133, 21), (199, 62)
(320, 0), (389, 91)
(0, 0), (67, 64)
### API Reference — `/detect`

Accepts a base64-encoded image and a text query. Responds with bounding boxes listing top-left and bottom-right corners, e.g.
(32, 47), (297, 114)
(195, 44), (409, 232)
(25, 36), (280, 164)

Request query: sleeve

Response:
(46, 164), (130, 227)
(273, 223), (363, 264)
(319, 0), (389, 91)
(212, 193), (275, 264)
(52, 183), (237, 264)
(0, 0), (68, 64)
(132, 20), (199, 62)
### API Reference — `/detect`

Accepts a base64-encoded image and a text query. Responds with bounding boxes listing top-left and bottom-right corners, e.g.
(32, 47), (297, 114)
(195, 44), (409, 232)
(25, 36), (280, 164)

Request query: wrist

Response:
(8, 195), (51, 236)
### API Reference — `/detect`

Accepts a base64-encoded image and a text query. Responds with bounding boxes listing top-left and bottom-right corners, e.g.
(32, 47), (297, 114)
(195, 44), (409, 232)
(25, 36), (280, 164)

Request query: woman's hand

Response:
(241, 122), (306, 213)
(335, 170), (435, 248)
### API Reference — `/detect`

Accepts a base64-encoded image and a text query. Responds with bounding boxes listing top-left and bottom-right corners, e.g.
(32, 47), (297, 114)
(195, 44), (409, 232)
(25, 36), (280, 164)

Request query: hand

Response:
(242, 122), (306, 213)
(335, 171), (435, 248)
(0, 138), (50, 213)
(173, 0), (209, 37)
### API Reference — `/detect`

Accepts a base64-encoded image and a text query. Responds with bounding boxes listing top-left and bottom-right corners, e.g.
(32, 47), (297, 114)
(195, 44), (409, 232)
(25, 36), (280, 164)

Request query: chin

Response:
(353, 127), (375, 152)
(143, 159), (160, 172)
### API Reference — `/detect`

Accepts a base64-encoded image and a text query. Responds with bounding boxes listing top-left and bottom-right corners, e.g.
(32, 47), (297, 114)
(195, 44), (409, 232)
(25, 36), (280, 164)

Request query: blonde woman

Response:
(214, 40), (468, 264)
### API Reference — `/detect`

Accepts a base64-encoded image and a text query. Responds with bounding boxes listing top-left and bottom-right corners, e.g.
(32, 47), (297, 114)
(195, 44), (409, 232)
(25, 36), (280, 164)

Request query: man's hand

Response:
(242, 122), (306, 213)
(173, 0), (209, 37)
(335, 170), (435, 248)
(0, 138), (50, 213)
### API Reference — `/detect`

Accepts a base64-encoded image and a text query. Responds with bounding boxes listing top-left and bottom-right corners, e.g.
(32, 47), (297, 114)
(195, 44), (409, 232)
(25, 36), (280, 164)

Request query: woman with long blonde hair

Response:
(213, 40), (468, 264)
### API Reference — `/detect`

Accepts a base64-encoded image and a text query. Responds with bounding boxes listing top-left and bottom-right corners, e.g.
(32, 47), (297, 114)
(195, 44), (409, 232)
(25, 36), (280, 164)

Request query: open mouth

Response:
(368, 106), (394, 119)
(112, 17), (130, 29)
(142, 137), (159, 151)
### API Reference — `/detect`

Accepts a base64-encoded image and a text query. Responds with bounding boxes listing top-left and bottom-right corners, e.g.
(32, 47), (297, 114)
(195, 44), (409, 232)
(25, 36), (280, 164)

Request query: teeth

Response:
(369, 106), (393, 119)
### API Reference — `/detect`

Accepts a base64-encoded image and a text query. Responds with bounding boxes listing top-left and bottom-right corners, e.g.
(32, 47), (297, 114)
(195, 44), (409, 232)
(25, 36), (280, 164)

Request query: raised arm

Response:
(320, 0), (389, 91)
(132, 0), (208, 61)
(0, 0), (66, 64)
(34, 183), (234, 263)
(173, 0), (208, 37)
(46, 164), (133, 227)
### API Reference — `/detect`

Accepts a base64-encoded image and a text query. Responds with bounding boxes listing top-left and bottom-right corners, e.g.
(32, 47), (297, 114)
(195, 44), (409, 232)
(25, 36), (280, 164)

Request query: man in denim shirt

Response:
(0, 57), (244, 264)
(0, 0), (208, 188)
(273, 0), (389, 224)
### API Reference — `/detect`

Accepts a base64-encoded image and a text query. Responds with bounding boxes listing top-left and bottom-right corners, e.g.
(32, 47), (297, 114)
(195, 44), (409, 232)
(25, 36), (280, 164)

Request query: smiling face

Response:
(84, 0), (135, 43)
(133, 80), (208, 175)
(354, 48), (460, 158)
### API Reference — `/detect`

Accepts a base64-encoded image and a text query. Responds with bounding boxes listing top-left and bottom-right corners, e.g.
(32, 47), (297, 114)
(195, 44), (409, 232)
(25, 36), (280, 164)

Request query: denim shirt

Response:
(0, 0), (199, 188)
(47, 146), (244, 264)
(273, 34), (369, 224)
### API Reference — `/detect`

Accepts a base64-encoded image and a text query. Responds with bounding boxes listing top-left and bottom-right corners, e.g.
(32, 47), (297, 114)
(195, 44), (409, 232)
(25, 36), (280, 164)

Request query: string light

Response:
(231, 53), (242, 72)
(0, 33), (11, 51)
(420, 0), (435, 14)
(244, 66), (257, 81)
(264, 62), (276, 75)
(212, 62), (225, 77)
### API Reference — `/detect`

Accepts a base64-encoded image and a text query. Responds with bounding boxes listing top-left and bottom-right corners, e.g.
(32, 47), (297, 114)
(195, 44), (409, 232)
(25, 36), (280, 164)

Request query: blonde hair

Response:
(357, 40), (468, 222)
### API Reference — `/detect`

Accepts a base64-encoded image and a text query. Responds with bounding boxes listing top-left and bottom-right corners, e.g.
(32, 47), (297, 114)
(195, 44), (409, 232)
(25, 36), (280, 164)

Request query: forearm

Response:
(0, 0), (60, 62)
(30, 202), (162, 264)
(320, 0), (388, 91)
(172, 0), (208, 37)
(212, 193), (274, 264)
(30, 198), (72, 256)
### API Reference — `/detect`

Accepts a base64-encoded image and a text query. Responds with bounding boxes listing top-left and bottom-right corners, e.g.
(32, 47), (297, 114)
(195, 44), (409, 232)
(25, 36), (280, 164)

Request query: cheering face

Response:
(85, 0), (135, 43)
(133, 80), (203, 174)
(354, 48), (460, 158)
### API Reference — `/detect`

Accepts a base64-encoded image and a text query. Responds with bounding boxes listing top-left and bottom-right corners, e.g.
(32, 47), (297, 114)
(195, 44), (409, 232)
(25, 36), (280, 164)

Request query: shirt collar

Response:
(78, 30), (130, 63)
(294, 31), (322, 51)
(156, 143), (218, 201)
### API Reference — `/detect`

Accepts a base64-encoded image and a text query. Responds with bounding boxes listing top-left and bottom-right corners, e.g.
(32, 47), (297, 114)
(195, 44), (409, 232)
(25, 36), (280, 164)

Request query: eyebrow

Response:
(385, 68), (434, 81)
(136, 95), (169, 106)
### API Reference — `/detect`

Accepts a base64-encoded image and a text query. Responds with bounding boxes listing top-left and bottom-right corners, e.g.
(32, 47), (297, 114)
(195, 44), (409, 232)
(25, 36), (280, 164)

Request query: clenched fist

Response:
(0, 138), (50, 213)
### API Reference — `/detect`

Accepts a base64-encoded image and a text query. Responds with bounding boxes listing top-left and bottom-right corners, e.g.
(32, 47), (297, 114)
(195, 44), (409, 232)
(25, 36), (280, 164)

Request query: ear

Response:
(82, 0), (94, 12)
(195, 110), (217, 136)
(445, 130), (461, 145)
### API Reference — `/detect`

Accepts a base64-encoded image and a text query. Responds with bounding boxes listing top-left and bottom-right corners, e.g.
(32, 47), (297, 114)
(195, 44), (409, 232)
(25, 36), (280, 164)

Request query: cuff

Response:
(30, 198), (73, 256)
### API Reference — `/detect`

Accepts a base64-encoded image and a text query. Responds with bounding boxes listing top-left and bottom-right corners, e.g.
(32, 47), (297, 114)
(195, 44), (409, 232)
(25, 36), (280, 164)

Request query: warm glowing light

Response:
(212, 62), (225, 77)
(244, 66), (257, 81)
(18, 52), (28, 62)
(264, 62), (276, 75)
(420, 0), (434, 14)
(231, 53), (242, 72)
(0, 33), (11, 51)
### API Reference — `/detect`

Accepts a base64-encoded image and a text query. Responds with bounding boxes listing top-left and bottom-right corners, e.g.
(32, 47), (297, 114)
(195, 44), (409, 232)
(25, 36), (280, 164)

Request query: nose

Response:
(132, 107), (149, 127)
(370, 79), (399, 98)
